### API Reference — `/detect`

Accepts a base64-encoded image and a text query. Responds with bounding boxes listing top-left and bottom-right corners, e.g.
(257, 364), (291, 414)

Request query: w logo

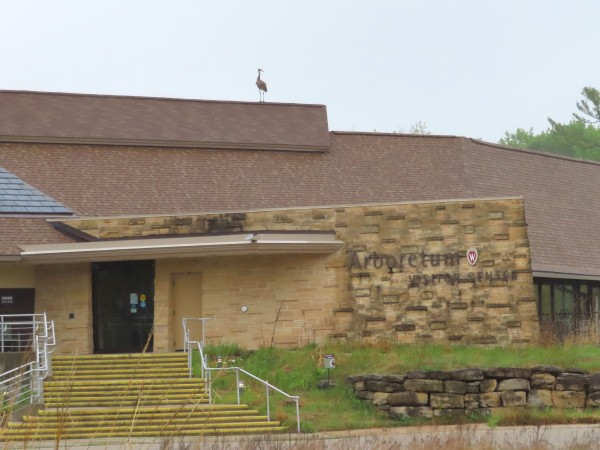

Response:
(466, 248), (478, 266)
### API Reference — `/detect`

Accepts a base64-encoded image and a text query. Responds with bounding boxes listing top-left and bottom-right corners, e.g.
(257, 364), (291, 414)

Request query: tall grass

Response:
(197, 341), (600, 433)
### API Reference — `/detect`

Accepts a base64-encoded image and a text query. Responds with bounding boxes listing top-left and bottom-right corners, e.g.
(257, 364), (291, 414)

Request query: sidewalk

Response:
(4, 424), (600, 450)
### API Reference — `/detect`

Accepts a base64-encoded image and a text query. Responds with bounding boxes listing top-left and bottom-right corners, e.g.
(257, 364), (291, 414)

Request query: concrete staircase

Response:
(0, 353), (285, 441)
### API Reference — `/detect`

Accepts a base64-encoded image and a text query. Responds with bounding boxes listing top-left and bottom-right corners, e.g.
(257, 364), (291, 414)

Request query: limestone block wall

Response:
(34, 263), (92, 355)
(0, 265), (34, 288)
(61, 196), (537, 349)
(349, 367), (600, 419)
(154, 254), (340, 351)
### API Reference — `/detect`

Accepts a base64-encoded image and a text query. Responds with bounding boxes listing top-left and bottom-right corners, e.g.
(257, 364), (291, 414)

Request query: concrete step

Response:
(17, 415), (271, 427)
(25, 410), (262, 423)
(0, 353), (286, 441)
(39, 404), (254, 416)
(0, 425), (287, 440)
(48, 370), (190, 380)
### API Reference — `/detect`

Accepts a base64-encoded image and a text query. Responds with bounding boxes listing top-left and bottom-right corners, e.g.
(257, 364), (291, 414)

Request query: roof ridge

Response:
(468, 138), (600, 166)
(331, 131), (463, 139)
(0, 89), (326, 109)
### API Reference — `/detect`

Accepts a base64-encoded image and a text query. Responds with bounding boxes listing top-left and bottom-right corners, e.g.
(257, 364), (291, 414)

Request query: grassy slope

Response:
(196, 342), (600, 432)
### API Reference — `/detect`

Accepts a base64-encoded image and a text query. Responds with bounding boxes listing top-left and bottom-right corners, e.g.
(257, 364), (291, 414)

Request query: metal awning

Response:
(18, 232), (344, 263)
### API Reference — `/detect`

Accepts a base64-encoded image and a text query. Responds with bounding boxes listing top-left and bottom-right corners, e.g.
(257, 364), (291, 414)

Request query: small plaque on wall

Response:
(0, 288), (35, 315)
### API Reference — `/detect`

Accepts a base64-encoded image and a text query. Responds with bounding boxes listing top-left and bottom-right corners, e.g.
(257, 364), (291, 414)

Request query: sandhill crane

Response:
(256, 68), (267, 102)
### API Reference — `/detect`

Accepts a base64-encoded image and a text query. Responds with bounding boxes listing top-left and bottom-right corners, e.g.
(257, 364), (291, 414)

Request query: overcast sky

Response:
(1, 1), (598, 142)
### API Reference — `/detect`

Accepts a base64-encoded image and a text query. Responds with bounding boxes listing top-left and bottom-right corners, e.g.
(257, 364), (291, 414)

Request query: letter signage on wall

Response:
(347, 247), (517, 288)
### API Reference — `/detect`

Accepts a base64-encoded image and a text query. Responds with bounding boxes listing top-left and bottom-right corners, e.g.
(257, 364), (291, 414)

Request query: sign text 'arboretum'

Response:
(347, 250), (517, 287)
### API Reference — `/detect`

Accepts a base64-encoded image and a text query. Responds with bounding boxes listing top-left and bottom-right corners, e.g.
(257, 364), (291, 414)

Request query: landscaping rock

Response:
(497, 378), (530, 391)
(588, 373), (600, 392)
(406, 370), (451, 380)
(527, 389), (553, 408)
(479, 379), (497, 393)
(501, 390), (527, 407)
(483, 368), (532, 378)
(388, 392), (428, 407)
(389, 406), (433, 419)
(466, 382), (480, 393)
(555, 373), (588, 391)
(404, 379), (444, 393)
(531, 365), (562, 376)
(531, 373), (555, 390)
(433, 409), (466, 418)
(552, 390), (586, 408)
(355, 390), (373, 400)
(465, 393), (480, 409)
(586, 391), (600, 407)
(430, 393), (465, 409)
(450, 368), (484, 381)
(444, 380), (467, 394)
(352, 380), (366, 391)
(373, 392), (390, 406)
(365, 380), (388, 392)
(479, 392), (502, 408)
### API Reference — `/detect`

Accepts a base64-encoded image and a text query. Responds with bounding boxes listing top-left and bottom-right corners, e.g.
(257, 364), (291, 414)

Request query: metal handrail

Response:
(0, 313), (55, 410)
(183, 318), (301, 433)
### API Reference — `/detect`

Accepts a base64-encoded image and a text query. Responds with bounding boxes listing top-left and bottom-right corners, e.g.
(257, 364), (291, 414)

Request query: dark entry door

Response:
(92, 260), (155, 353)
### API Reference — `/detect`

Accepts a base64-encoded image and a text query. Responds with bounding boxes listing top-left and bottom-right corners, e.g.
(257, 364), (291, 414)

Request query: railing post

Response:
(0, 316), (4, 353)
(236, 369), (240, 405)
(266, 382), (270, 421)
(208, 370), (212, 404)
(295, 398), (300, 433)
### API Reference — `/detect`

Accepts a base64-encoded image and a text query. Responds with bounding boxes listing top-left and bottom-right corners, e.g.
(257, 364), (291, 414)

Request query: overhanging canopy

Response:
(18, 232), (344, 264)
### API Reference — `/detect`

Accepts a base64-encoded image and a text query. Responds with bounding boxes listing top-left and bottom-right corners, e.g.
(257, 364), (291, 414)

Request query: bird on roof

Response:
(256, 68), (267, 102)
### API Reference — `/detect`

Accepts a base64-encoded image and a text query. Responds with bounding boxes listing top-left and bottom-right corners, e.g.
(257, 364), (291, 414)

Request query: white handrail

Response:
(0, 313), (56, 410)
(183, 317), (301, 433)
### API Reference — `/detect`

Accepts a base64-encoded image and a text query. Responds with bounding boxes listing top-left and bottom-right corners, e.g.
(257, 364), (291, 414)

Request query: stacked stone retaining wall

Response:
(348, 367), (600, 419)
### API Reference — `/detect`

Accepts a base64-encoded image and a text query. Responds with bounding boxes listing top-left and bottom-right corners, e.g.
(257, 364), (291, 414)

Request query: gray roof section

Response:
(0, 167), (71, 214)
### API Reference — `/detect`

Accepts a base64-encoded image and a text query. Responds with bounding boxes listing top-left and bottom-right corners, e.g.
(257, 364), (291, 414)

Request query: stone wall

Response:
(53, 196), (537, 349)
(348, 367), (600, 419)
(34, 263), (92, 355)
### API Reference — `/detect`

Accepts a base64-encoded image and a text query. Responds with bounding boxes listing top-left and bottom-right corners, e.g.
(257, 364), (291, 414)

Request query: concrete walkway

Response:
(3, 424), (600, 449)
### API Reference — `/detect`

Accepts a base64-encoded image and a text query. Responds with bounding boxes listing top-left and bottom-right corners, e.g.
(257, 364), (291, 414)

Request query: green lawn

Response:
(194, 342), (600, 432)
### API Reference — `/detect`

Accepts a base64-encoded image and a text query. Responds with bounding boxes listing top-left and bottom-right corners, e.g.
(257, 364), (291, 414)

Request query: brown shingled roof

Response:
(0, 217), (74, 256)
(0, 90), (330, 152)
(0, 92), (598, 278)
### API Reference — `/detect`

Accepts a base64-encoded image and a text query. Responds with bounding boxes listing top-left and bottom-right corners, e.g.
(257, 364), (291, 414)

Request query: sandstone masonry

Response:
(40, 196), (537, 353)
(349, 367), (600, 419)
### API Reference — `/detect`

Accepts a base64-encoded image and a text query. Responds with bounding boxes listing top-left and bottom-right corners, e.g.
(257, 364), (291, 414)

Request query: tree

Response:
(499, 87), (600, 161)
(573, 86), (600, 124)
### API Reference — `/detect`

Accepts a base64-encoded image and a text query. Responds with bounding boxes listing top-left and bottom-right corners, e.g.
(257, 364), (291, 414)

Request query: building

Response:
(0, 90), (599, 354)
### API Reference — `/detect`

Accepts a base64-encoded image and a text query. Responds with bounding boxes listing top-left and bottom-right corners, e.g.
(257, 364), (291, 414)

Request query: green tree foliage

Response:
(499, 87), (600, 161)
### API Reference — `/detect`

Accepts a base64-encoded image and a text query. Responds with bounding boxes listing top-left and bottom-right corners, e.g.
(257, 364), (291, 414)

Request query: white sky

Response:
(1, 1), (599, 142)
